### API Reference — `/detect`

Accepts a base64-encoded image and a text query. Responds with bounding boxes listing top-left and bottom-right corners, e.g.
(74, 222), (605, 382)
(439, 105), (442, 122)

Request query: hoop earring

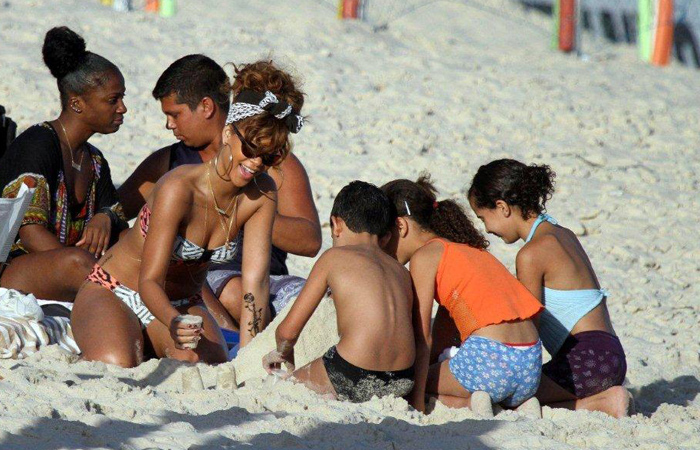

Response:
(215, 142), (234, 181)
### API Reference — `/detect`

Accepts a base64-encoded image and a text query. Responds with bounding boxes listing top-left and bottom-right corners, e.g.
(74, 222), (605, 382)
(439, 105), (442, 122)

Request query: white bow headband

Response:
(225, 90), (304, 134)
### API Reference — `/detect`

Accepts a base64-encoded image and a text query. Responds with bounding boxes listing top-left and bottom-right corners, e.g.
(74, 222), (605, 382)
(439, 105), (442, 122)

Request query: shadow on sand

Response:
(0, 404), (502, 450)
(632, 375), (700, 415)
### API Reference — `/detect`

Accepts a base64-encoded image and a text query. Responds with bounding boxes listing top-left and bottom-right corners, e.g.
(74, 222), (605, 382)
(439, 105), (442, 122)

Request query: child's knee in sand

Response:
(543, 384), (635, 418)
(428, 391), (540, 419)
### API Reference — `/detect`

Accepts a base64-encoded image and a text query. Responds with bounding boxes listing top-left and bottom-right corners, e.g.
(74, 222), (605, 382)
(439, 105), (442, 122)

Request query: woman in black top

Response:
(0, 27), (127, 302)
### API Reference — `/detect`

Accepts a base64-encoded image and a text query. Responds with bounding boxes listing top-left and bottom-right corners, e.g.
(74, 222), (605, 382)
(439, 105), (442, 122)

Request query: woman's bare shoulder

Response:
(151, 166), (196, 202)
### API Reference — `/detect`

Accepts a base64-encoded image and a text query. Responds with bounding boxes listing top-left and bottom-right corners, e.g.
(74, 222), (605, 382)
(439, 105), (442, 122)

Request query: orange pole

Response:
(145, 0), (159, 12)
(341, 0), (359, 19)
(559, 0), (576, 52)
(651, 0), (674, 66)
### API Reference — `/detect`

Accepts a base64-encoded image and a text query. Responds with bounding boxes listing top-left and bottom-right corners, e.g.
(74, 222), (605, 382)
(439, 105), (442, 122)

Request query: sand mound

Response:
(232, 296), (338, 384)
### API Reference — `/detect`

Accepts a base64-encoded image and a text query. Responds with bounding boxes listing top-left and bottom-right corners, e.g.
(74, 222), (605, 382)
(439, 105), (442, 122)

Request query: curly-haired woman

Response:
(71, 61), (306, 367)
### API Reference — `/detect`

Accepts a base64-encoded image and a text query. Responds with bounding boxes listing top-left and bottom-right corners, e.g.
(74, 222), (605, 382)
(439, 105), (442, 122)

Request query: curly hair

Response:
(468, 159), (556, 219)
(381, 173), (489, 250)
(229, 60), (305, 165)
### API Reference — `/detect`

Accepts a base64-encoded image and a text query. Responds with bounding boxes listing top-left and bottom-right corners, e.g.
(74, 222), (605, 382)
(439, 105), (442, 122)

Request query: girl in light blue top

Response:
(467, 159), (632, 418)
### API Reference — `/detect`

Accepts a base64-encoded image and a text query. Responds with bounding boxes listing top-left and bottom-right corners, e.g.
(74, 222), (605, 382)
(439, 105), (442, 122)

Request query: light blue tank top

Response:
(526, 214), (608, 356)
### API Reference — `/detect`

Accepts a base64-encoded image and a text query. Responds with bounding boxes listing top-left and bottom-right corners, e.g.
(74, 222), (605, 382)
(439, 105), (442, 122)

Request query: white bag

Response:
(0, 287), (44, 321)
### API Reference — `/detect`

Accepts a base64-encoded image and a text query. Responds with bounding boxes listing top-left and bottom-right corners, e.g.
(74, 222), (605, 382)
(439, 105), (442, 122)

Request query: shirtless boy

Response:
(263, 181), (415, 402)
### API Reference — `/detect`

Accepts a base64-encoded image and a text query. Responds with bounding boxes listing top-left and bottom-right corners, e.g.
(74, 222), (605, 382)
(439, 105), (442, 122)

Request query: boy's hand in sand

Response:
(169, 316), (202, 350)
(262, 349), (295, 376)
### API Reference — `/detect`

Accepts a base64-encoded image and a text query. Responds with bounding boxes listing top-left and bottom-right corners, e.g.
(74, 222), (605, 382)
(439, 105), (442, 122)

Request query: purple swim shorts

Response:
(542, 330), (627, 399)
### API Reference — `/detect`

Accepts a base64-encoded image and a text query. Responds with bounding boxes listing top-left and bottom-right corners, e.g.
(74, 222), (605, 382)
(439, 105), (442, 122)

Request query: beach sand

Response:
(1, 0), (699, 448)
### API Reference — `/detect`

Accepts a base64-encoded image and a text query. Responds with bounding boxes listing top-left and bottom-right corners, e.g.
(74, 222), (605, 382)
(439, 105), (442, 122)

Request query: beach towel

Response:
(0, 288), (79, 358)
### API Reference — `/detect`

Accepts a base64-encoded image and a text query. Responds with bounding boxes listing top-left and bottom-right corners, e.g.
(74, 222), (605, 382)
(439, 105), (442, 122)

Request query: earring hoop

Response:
(215, 142), (233, 181)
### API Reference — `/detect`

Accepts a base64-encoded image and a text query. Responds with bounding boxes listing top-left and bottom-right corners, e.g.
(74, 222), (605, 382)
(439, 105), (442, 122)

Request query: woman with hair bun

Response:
(468, 158), (632, 418)
(71, 60), (306, 367)
(381, 174), (543, 415)
(0, 26), (127, 304)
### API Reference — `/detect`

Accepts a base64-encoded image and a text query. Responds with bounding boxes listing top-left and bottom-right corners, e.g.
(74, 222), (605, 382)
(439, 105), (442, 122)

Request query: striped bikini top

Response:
(138, 204), (239, 265)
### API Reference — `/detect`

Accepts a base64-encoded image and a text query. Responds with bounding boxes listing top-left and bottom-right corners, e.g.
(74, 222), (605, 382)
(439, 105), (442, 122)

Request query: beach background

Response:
(1, 0), (699, 448)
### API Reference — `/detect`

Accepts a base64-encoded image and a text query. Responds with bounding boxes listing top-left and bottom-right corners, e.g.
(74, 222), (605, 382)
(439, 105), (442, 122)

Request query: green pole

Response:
(552, 0), (561, 49)
(160, 0), (176, 17)
(638, 0), (653, 62)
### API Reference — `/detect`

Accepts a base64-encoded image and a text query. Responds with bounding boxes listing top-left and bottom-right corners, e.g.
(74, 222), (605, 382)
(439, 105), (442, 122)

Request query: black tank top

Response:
(167, 142), (289, 275)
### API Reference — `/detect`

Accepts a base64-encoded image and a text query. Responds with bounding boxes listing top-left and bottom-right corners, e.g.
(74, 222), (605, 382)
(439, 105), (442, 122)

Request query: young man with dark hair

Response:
(118, 54), (230, 219)
(117, 55), (322, 331)
(263, 181), (416, 403)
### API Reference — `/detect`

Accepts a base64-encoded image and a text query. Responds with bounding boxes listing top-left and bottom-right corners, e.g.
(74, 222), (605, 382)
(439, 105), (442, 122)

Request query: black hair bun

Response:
(42, 26), (87, 80)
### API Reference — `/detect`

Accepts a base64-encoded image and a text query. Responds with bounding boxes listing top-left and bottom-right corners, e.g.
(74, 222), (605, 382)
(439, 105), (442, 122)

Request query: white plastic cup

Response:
(176, 314), (203, 349)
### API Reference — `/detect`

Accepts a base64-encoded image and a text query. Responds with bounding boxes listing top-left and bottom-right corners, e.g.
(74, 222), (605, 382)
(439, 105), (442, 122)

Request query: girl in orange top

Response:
(382, 174), (543, 415)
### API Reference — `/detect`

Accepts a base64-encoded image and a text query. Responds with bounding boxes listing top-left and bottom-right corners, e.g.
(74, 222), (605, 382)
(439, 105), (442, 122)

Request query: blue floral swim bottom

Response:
(448, 335), (543, 407)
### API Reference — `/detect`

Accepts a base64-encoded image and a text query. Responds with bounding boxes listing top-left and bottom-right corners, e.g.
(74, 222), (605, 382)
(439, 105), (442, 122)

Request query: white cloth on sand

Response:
(0, 288), (79, 358)
(0, 287), (44, 320)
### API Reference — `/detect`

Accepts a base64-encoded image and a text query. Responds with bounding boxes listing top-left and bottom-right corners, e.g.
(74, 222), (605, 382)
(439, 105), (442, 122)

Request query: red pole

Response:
(341, 0), (359, 19)
(559, 0), (576, 52)
(651, 0), (674, 66)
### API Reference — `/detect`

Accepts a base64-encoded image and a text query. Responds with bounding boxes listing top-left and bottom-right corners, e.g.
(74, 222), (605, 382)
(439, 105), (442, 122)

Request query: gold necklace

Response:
(57, 118), (84, 172)
(208, 161), (236, 216)
(207, 164), (239, 248)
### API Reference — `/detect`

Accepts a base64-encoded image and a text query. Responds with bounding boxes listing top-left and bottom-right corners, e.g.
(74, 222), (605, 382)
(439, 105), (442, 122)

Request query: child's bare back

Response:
(264, 181), (416, 403)
(325, 244), (415, 371)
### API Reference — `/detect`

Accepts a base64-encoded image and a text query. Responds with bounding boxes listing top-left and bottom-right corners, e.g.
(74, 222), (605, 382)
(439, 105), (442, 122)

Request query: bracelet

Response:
(97, 207), (128, 231)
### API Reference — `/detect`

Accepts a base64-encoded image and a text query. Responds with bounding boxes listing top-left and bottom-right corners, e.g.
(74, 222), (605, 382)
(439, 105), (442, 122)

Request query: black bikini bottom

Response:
(322, 346), (414, 403)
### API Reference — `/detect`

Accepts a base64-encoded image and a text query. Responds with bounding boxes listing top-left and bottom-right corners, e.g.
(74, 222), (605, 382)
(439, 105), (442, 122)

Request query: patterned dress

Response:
(0, 122), (125, 256)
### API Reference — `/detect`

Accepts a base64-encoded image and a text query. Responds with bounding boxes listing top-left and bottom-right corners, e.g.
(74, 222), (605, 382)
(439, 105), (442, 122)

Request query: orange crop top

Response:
(431, 238), (543, 341)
